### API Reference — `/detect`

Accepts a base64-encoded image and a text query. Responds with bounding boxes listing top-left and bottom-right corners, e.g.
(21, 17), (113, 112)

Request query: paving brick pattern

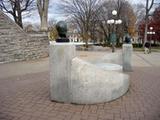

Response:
(0, 67), (160, 120)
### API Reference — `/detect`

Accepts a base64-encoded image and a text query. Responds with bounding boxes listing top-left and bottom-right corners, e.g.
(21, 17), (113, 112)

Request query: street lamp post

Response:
(107, 10), (122, 52)
(147, 27), (155, 53)
(149, 27), (153, 53)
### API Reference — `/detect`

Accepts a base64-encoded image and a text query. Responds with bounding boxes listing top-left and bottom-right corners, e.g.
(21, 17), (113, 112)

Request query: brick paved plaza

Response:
(0, 51), (160, 120)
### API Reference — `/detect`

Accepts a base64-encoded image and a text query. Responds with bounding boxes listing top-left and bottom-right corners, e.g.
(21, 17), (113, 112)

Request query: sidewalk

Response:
(132, 52), (160, 67)
(0, 51), (160, 120)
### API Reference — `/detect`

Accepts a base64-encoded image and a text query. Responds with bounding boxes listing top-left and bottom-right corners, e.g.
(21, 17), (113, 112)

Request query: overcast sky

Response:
(21, 0), (157, 25)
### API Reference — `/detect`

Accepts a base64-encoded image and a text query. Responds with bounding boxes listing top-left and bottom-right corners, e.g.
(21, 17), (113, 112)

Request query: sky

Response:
(23, 0), (144, 24)
(23, 0), (60, 24)
(15, 0), (159, 25)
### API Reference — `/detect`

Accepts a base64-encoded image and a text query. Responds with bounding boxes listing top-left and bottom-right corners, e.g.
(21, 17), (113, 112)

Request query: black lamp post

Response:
(107, 10), (122, 52)
(149, 27), (153, 53)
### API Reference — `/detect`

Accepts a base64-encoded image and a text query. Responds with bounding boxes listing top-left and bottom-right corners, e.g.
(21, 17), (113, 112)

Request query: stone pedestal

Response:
(49, 42), (76, 103)
(122, 44), (133, 72)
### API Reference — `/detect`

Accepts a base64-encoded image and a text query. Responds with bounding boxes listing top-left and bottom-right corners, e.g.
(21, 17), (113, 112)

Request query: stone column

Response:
(122, 44), (133, 72)
(49, 42), (76, 103)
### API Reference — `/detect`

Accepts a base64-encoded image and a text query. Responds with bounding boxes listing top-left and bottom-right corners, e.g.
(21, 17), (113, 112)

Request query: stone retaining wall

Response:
(0, 11), (49, 63)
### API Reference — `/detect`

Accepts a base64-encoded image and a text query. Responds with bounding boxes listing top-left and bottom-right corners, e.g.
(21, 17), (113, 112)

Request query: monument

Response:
(49, 21), (130, 104)
(123, 34), (133, 72)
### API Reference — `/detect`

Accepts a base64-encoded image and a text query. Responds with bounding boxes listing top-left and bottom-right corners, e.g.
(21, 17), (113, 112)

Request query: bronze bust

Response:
(56, 21), (69, 42)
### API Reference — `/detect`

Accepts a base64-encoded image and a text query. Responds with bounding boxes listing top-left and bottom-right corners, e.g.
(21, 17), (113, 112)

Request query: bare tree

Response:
(37, 0), (49, 31)
(57, 0), (103, 47)
(0, 0), (35, 28)
(57, 0), (136, 48)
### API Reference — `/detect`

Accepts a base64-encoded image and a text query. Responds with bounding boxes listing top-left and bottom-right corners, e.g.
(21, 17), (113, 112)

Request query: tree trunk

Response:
(13, 0), (23, 28)
(83, 32), (88, 48)
(16, 14), (23, 28)
(40, 12), (48, 31)
(144, 17), (148, 47)
(144, 0), (154, 48)
(144, 0), (149, 47)
(17, 11), (23, 28)
(143, 18), (148, 47)
(85, 39), (88, 48)
(37, 0), (49, 31)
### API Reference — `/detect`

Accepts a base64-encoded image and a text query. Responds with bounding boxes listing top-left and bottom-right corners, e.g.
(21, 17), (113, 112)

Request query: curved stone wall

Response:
(71, 58), (129, 104)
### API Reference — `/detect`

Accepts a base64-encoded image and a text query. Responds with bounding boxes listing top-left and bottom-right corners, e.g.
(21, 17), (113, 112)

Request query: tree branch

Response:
(148, 0), (154, 11)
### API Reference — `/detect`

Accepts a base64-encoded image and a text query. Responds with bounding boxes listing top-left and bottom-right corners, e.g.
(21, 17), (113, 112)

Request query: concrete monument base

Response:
(49, 42), (130, 104)
(122, 44), (133, 72)
(49, 42), (76, 102)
